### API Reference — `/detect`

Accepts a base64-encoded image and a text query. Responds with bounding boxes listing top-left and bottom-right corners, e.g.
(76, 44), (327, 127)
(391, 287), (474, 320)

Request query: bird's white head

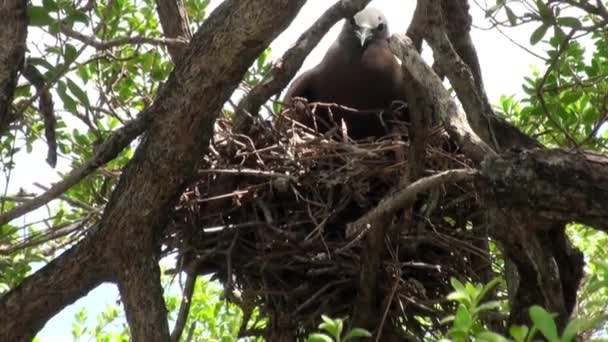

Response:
(349, 7), (389, 47)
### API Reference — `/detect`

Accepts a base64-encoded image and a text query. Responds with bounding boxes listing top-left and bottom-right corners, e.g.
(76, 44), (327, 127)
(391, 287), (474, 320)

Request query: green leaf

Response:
(57, 81), (78, 113)
(307, 333), (334, 342)
(536, 0), (553, 22)
(343, 328), (372, 341)
(509, 325), (529, 342)
(65, 9), (89, 25)
(505, 6), (517, 26)
(557, 17), (582, 28)
(453, 304), (472, 331)
(475, 300), (503, 313)
(28, 6), (55, 26)
(64, 44), (78, 65)
(319, 315), (343, 339)
(67, 78), (90, 108)
(529, 306), (559, 342)
(450, 278), (466, 293)
(42, 0), (59, 11)
(530, 24), (549, 45)
(476, 331), (509, 342)
(477, 278), (504, 304)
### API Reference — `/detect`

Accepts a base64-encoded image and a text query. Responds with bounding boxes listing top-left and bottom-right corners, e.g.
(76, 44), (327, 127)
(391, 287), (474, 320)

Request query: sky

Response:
(6, 0), (546, 340)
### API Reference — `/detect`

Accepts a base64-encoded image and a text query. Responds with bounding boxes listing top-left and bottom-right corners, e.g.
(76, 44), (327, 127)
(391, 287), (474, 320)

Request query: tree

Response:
(0, 0), (607, 341)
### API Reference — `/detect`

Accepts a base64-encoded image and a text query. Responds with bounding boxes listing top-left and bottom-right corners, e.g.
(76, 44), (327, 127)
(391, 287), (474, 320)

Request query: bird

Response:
(281, 7), (407, 139)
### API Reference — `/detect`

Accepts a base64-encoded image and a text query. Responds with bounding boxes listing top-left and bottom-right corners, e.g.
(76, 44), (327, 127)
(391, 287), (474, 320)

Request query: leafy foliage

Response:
(306, 316), (371, 342)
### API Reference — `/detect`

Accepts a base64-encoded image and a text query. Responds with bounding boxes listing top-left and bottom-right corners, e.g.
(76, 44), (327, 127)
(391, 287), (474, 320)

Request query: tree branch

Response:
(170, 274), (197, 342)
(154, 0), (192, 62)
(388, 33), (495, 163)
(422, 0), (540, 151)
(21, 62), (57, 167)
(481, 149), (608, 231)
(0, 114), (149, 226)
(346, 169), (479, 238)
(0, 0), (27, 136)
(60, 24), (189, 51)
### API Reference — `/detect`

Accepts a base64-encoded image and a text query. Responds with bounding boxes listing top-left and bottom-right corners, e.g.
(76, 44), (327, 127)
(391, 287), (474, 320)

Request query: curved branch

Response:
(422, 0), (540, 151)
(346, 168), (479, 238)
(388, 33), (495, 163)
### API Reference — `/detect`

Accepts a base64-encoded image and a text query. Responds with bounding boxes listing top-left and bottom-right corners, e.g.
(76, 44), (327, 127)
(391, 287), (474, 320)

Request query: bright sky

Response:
(13, 0), (544, 339)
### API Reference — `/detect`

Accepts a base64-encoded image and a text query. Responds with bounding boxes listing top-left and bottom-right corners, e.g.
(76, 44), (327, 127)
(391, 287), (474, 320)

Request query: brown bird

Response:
(282, 7), (406, 139)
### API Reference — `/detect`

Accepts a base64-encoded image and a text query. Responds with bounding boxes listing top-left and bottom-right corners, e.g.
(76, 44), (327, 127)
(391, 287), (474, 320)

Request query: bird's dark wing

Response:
(283, 69), (317, 105)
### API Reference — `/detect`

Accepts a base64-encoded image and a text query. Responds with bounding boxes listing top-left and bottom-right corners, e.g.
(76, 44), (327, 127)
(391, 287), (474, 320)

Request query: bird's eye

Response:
(349, 17), (357, 26)
(377, 23), (385, 31)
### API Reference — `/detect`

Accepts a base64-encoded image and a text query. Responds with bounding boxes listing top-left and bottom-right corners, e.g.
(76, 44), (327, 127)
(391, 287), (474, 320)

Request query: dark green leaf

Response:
(64, 44), (78, 65)
(557, 17), (582, 28)
(343, 328), (372, 341)
(505, 6), (517, 26)
(509, 325), (529, 342)
(28, 6), (55, 26)
(307, 333), (333, 342)
(42, 0), (59, 11)
(67, 78), (90, 108)
(530, 24), (549, 45)
(536, 0), (553, 22)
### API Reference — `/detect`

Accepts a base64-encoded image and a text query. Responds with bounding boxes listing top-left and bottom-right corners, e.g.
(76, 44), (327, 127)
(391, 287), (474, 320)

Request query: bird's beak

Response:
(355, 27), (372, 47)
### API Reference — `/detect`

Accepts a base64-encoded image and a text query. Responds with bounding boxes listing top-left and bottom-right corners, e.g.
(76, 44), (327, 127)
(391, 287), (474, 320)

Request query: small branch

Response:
(0, 217), (90, 255)
(198, 168), (297, 181)
(170, 274), (198, 342)
(346, 169), (479, 238)
(60, 24), (188, 51)
(22, 62), (58, 167)
(32, 182), (97, 212)
(233, 0), (374, 131)
(0, 114), (149, 226)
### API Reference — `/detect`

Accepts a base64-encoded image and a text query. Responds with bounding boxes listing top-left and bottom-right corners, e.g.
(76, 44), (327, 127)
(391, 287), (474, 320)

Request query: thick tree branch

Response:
(481, 149), (608, 231)
(234, 0), (373, 131)
(154, 0), (192, 62)
(0, 0), (27, 136)
(0, 235), (113, 341)
(388, 34), (495, 163)
(421, 0), (540, 151)
(1, 1), (306, 340)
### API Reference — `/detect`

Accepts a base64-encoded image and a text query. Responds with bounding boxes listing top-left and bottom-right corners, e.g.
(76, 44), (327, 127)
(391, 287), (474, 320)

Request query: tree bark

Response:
(0, 1), (306, 341)
(154, 0), (192, 62)
(0, 0), (27, 135)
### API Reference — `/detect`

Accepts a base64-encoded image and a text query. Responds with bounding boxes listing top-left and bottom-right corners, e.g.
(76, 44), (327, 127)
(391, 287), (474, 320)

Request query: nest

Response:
(164, 104), (491, 339)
